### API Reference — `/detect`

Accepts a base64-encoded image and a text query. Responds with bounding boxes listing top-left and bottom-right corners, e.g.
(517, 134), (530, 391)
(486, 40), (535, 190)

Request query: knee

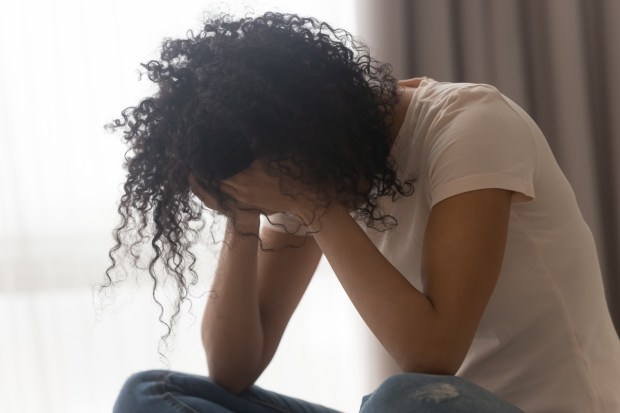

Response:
(361, 373), (473, 413)
(376, 373), (464, 400)
(387, 372), (465, 389)
(361, 373), (524, 413)
(118, 369), (168, 396)
(113, 370), (169, 413)
(360, 374), (442, 409)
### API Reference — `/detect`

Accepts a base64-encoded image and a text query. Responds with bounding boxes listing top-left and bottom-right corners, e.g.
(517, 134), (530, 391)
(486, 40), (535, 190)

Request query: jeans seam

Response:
(161, 392), (202, 413)
(155, 370), (319, 413)
(157, 371), (201, 413)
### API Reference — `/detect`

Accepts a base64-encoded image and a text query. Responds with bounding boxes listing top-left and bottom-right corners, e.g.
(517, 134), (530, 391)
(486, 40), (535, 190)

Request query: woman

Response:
(109, 12), (620, 413)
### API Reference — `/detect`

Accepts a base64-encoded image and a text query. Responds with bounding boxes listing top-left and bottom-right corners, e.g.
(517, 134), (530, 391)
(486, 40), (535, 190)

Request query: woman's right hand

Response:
(188, 174), (260, 230)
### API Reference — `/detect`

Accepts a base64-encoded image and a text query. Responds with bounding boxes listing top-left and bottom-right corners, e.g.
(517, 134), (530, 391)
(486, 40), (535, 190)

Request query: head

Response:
(103, 12), (412, 344)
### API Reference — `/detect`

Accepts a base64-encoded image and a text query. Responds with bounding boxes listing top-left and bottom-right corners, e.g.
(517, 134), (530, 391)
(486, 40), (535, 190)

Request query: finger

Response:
(188, 174), (221, 209)
(223, 171), (253, 189)
(220, 181), (242, 200)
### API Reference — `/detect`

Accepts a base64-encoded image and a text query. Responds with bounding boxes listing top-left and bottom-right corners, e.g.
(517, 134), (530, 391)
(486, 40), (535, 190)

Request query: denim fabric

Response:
(113, 370), (341, 413)
(358, 373), (525, 413)
(113, 369), (525, 413)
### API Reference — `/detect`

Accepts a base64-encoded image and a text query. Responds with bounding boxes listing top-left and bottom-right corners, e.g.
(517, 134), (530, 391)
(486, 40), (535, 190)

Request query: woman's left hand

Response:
(221, 160), (319, 222)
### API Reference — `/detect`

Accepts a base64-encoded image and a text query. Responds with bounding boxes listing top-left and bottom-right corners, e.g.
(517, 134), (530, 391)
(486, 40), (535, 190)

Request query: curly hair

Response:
(102, 11), (412, 346)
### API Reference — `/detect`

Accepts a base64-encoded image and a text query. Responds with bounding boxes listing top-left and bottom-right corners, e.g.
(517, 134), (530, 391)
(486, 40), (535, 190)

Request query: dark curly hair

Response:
(102, 11), (412, 347)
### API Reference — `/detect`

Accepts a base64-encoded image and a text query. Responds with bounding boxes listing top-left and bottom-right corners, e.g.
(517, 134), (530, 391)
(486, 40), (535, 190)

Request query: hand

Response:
(188, 174), (260, 230)
(220, 161), (321, 225)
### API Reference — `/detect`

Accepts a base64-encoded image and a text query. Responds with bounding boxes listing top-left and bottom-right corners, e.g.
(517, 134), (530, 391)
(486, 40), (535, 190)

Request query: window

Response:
(0, 1), (378, 411)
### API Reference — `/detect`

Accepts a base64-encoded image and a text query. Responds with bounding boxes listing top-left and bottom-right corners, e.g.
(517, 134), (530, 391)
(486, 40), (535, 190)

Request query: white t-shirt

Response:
(264, 78), (620, 412)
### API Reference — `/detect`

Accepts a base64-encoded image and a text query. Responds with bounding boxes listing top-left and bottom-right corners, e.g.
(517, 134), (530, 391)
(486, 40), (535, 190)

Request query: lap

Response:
(359, 373), (525, 413)
(114, 369), (524, 413)
(113, 369), (341, 413)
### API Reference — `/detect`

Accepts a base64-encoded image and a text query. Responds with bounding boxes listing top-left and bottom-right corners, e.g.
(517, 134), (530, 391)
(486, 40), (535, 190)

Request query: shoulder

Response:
(414, 81), (538, 206)
(410, 79), (528, 140)
(414, 78), (503, 105)
(416, 81), (532, 143)
(436, 84), (514, 122)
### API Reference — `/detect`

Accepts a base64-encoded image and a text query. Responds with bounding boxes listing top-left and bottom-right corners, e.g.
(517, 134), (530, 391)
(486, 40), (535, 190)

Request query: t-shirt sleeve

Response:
(426, 86), (537, 208)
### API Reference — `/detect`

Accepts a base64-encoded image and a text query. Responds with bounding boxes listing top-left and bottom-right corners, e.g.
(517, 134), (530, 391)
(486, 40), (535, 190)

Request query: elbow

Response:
(205, 348), (263, 395)
(207, 363), (255, 395)
(209, 374), (251, 395)
(398, 360), (461, 377)
(203, 339), (262, 395)
(393, 322), (471, 376)
(396, 348), (464, 376)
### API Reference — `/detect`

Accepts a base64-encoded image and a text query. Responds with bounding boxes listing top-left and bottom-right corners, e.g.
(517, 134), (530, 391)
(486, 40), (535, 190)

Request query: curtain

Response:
(356, 0), (620, 334)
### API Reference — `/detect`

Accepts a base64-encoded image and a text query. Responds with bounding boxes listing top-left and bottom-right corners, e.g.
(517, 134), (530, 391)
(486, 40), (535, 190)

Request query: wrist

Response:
(228, 211), (260, 233)
(301, 203), (348, 232)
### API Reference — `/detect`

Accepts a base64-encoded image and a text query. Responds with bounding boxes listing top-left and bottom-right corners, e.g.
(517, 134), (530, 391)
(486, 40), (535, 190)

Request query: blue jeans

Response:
(113, 369), (526, 413)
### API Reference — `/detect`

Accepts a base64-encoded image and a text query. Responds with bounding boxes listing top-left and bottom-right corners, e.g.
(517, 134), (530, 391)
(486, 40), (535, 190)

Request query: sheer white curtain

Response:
(0, 1), (382, 412)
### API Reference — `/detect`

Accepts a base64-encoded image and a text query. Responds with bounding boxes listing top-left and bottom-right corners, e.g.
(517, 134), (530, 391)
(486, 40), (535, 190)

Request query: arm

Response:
(304, 188), (512, 374)
(201, 218), (322, 393)
(218, 162), (513, 375)
(190, 174), (322, 393)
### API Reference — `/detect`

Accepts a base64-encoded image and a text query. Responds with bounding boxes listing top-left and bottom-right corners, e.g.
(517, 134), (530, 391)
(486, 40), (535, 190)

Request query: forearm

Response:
(307, 206), (452, 373)
(202, 217), (264, 392)
(211, 163), (507, 376)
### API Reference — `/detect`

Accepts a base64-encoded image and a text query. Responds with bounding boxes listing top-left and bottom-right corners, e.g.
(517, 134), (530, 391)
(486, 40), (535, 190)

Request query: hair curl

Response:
(102, 11), (412, 346)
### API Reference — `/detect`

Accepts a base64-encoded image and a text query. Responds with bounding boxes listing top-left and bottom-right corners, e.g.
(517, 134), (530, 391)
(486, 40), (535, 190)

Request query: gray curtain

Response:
(356, 0), (620, 334)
